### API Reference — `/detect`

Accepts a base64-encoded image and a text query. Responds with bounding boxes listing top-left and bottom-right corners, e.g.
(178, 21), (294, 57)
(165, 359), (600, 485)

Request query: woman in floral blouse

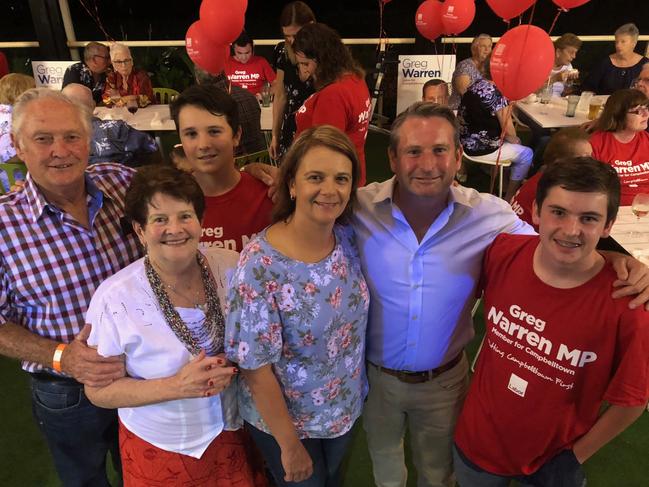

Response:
(226, 125), (369, 486)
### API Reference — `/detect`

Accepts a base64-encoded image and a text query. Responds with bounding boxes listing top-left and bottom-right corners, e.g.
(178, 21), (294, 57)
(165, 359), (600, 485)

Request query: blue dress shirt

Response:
(352, 178), (535, 372)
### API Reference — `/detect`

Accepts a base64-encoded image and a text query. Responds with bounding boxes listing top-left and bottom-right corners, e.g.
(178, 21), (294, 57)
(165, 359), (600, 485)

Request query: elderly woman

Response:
(549, 33), (582, 97)
(226, 125), (369, 486)
(590, 89), (649, 205)
(583, 23), (649, 95)
(270, 1), (316, 161)
(449, 34), (492, 109)
(103, 42), (154, 107)
(84, 165), (266, 487)
(459, 54), (533, 202)
(293, 23), (371, 186)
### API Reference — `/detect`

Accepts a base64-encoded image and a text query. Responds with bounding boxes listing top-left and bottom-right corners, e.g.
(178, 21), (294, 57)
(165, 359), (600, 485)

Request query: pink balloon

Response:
(199, 0), (247, 45)
(441, 0), (476, 36)
(415, 0), (444, 42)
(486, 0), (536, 21)
(185, 21), (229, 74)
(490, 25), (555, 101)
(552, 0), (591, 9)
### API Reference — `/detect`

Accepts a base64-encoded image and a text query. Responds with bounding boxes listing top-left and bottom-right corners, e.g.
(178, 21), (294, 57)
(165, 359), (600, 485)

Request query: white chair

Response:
(462, 153), (512, 199)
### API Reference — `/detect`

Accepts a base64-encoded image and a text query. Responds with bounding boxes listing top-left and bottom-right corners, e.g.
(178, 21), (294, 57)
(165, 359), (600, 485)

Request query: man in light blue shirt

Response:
(353, 101), (535, 487)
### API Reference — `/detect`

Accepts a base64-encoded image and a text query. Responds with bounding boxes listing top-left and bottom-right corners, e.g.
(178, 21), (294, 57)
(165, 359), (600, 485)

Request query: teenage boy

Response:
(225, 31), (276, 97)
(170, 85), (273, 251)
(454, 157), (649, 487)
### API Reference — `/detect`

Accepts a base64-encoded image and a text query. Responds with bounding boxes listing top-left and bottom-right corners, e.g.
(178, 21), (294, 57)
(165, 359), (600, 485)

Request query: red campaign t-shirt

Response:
(295, 75), (371, 186)
(510, 172), (541, 231)
(455, 234), (649, 476)
(590, 130), (649, 205)
(225, 56), (277, 95)
(199, 172), (273, 252)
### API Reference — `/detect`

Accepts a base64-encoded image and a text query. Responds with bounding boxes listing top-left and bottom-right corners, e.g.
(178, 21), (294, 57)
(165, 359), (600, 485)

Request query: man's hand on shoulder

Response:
(61, 324), (125, 386)
(606, 252), (649, 310)
(242, 163), (279, 201)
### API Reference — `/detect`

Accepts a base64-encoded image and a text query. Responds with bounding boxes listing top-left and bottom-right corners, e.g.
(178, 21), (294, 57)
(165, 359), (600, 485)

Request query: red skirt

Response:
(119, 421), (268, 487)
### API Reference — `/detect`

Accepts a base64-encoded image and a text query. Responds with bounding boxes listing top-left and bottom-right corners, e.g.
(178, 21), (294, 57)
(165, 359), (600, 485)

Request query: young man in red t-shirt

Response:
(170, 85), (273, 252)
(225, 32), (276, 97)
(455, 157), (649, 487)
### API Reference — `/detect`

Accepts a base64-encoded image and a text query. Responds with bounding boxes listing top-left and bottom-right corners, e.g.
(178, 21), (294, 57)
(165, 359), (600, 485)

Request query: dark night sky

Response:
(2, 1), (649, 42)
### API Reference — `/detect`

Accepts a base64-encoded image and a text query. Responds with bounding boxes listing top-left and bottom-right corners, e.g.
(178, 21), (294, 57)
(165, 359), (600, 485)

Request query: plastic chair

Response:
(235, 149), (273, 169)
(0, 162), (27, 194)
(152, 88), (180, 105)
(462, 154), (512, 199)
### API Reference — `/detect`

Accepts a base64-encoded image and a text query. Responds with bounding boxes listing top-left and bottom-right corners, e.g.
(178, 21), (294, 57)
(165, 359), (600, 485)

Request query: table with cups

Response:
(610, 202), (649, 265)
(515, 92), (608, 130)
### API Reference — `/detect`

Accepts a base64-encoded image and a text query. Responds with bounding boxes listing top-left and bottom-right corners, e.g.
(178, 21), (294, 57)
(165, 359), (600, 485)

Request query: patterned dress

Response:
(273, 42), (315, 160)
(449, 57), (483, 110)
(226, 224), (369, 438)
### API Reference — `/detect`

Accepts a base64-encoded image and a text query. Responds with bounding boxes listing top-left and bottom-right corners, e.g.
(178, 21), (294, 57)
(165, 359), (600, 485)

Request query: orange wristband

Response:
(52, 343), (67, 373)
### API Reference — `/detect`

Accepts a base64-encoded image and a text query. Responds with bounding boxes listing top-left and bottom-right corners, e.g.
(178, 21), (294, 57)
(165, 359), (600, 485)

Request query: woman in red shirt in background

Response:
(293, 23), (371, 186)
(591, 88), (649, 205)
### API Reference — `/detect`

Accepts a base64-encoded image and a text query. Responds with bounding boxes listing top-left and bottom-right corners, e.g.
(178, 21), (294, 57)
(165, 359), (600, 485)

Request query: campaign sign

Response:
(31, 61), (76, 90)
(396, 55), (456, 114)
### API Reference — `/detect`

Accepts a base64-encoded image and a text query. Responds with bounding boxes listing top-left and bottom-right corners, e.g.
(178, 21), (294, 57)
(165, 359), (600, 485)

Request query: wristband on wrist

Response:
(52, 343), (67, 373)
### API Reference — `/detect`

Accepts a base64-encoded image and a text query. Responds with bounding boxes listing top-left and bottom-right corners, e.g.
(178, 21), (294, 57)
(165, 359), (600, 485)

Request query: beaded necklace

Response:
(144, 253), (225, 356)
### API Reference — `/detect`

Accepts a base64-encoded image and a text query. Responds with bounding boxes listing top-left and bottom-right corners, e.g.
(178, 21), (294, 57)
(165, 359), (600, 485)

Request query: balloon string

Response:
(548, 9), (562, 36)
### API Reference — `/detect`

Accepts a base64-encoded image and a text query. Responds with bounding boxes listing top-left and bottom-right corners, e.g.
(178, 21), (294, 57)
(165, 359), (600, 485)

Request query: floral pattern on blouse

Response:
(62, 62), (107, 105)
(225, 224), (369, 439)
(458, 78), (508, 156)
(450, 58), (483, 109)
(0, 104), (14, 162)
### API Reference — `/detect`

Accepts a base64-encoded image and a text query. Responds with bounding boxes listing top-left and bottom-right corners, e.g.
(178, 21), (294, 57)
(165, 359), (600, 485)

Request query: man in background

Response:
(62, 42), (111, 105)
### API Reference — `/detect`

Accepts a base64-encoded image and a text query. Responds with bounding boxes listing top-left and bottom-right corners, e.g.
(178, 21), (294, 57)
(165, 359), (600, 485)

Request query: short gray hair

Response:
(471, 33), (492, 48)
(109, 42), (131, 61)
(83, 41), (108, 62)
(615, 23), (640, 39)
(389, 101), (461, 154)
(12, 88), (92, 145)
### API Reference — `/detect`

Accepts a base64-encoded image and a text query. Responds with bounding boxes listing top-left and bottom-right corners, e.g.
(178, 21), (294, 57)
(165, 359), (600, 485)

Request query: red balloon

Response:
(441, 0), (476, 36)
(486, 0), (536, 21)
(552, 0), (591, 9)
(490, 25), (555, 101)
(199, 0), (247, 45)
(415, 0), (444, 42)
(185, 21), (229, 74)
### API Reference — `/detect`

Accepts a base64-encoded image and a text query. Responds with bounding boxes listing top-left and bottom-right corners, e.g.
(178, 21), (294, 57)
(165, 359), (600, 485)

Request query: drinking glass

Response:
(631, 193), (649, 237)
(565, 95), (579, 117)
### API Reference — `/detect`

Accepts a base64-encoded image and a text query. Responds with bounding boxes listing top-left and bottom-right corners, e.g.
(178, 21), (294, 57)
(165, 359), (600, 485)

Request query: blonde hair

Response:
(0, 73), (36, 105)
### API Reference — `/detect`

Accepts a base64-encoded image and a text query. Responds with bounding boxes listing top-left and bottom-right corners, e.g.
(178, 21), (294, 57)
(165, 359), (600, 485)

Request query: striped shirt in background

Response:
(0, 163), (142, 373)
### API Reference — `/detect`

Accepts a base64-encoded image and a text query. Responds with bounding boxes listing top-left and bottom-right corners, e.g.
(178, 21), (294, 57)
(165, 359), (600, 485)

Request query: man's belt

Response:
(372, 352), (463, 384)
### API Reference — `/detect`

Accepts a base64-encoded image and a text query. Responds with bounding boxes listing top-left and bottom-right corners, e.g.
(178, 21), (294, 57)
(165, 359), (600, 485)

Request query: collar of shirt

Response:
(23, 167), (108, 225)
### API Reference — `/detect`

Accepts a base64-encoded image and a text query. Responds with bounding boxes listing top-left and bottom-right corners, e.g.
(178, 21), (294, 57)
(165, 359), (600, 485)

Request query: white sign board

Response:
(396, 55), (456, 114)
(31, 61), (76, 90)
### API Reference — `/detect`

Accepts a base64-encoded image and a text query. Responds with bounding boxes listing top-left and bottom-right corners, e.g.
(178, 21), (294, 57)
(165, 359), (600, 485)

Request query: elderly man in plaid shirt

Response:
(0, 88), (141, 486)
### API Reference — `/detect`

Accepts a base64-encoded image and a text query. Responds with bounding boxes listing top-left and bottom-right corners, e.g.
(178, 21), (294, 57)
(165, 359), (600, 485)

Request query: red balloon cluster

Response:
(415, 0), (475, 41)
(185, 0), (248, 74)
(490, 25), (555, 101)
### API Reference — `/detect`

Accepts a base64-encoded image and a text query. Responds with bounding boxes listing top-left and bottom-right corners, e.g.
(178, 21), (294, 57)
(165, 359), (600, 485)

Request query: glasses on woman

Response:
(627, 105), (649, 115)
(112, 58), (133, 66)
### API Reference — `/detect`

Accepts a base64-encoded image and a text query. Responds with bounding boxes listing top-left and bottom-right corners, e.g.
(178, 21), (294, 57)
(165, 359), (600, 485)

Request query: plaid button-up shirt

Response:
(0, 163), (142, 373)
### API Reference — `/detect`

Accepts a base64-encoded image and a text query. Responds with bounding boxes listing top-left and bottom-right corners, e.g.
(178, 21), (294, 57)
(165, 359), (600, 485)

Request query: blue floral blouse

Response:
(225, 224), (369, 439)
(449, 57), (483, 109)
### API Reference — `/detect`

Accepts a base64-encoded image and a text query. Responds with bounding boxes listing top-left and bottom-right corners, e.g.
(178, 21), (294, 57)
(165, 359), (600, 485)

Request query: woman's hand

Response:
(269, 135), (280, 160)
(172, 350), (237, 398)
(280, 439), (314, 483)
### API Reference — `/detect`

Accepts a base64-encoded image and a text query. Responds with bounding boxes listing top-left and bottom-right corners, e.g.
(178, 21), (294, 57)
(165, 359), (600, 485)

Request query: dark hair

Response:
(535, 157), (620, 225)
(595, 88), (649, 132)
(293, 22), (364, 88)
(272, 125), (360, 224)
(170, 84), (240, 135)
(554, 33), (582, 51)
(543, 127), (591, 166)
(125, 165), (206, 228)
(280, 1), (315, 27)
(422, 79), (448, 96)
(234, 31), (252, 48)
(389, 101), (461, 154)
